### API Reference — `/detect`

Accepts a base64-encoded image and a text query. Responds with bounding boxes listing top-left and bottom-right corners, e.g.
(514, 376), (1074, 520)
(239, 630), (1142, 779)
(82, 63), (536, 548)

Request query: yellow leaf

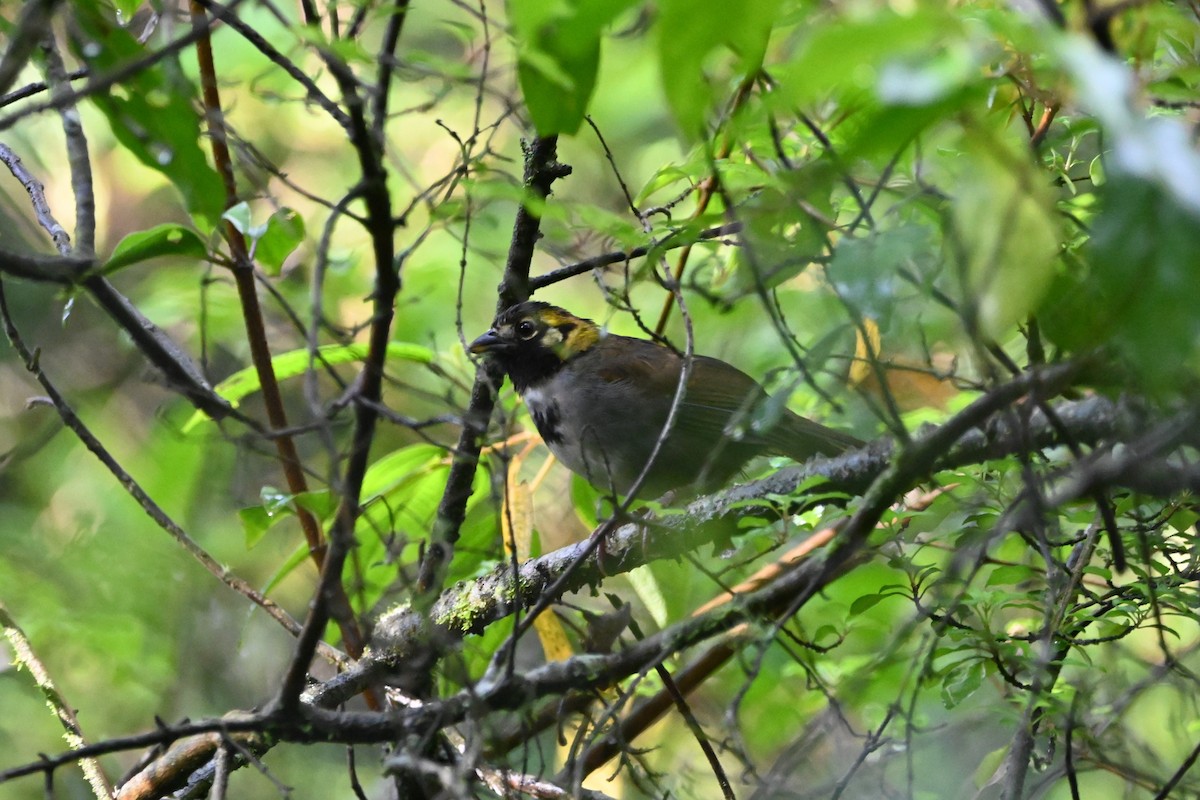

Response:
(849, 318), (882, 387)
(503, 456), (574, 662)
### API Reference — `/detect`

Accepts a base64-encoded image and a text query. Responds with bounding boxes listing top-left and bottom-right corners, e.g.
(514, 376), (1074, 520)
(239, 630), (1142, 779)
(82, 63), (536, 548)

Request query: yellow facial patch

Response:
(538, 307), (599, 359)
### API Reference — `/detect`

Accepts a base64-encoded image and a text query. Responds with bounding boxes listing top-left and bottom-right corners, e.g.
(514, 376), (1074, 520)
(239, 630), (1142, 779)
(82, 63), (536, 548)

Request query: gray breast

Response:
(520, 368), (662, 496)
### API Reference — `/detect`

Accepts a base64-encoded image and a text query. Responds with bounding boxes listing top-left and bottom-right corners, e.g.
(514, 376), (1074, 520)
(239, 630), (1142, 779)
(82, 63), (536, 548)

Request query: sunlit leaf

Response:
(222, 202), (256, 238)
(361, 444), (444, 501)
(239, 485), (310, 548)
(773, 9), (959, 109)
(221, 203), (305, 274)
(254, 208), (306, 275)
(626, 565), (669, 629)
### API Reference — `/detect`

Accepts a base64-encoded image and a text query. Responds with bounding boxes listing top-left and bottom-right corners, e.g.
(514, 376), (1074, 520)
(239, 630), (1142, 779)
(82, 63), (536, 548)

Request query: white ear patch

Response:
(542, 327), (564, 346)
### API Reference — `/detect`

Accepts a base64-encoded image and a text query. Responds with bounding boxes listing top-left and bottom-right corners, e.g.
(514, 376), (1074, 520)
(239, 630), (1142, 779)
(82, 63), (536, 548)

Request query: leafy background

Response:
(1, 0), (1199, 798)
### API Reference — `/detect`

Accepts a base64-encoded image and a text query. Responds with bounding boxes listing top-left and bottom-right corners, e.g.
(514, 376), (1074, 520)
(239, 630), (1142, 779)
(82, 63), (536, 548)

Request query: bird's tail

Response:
(776, 413), (863, 461)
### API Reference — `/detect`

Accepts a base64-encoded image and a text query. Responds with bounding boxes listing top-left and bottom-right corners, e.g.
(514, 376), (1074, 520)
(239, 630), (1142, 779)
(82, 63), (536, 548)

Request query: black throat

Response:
(500, 348), (567, 394)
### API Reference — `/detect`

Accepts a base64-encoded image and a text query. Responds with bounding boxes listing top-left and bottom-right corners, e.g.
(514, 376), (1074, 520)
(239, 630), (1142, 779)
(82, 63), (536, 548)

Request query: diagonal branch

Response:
(0, 281), (343, 665)
(0, 603), (112, 799)
(528, 222), (742, 291)
(322, 386), (1149, 709)
(0, 143), (244, 423)
(7, 389), (1191, 796)
(0, 0), (63, 100)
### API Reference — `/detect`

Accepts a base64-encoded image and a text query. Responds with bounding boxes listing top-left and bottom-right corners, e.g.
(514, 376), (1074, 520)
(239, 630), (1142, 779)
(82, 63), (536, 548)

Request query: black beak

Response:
(469, 329), (507, 354)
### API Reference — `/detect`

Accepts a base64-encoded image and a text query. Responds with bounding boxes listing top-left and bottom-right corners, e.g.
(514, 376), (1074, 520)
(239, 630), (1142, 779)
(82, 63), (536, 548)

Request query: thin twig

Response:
(629, 618), (736, 800)
(196, 0), (350, 129)
(348, 388), (1130, 706)
(38, 35), (96, 255)
(529, 222), (743, 290)
(0, 0), (249, 135)
(0, 0), (63, 100)
(0, 604), (112, 799)
(0, 68), (87, 110)
(369, 0), (411, 140)
(0, 143), (71, 254)
(654, 75), (757, 334)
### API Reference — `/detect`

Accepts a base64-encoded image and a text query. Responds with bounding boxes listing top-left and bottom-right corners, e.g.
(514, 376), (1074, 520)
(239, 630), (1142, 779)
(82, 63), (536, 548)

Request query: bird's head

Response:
(469, 301), (600, 390)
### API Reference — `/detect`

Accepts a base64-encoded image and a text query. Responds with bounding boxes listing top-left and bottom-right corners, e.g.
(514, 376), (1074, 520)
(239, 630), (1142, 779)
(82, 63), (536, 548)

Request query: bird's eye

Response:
(516, 319), (538, 340)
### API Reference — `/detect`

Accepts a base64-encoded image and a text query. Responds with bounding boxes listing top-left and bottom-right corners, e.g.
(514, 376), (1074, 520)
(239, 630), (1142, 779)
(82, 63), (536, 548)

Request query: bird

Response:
(469, 301), (861, 500)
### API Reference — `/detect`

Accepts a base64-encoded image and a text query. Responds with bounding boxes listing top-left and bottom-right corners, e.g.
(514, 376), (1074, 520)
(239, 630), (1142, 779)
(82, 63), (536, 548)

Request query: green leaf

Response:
(294, 490), (336, 520)
(773, 9), (959, 110)
(361, 444), (444, 501)
(828, 225), (934, 322)
(254, 208), (306, 275)
(354, 448), (493, 611)
(850, 593), (884, 616)
(510, 0), (639, 135)
(102, 224), (207, 274)
(404, 48), (479, 80)
(985, 565), (1036, 587)
(222, 202), (256, 238)
(571, 473), (604, 530)
(1041, 177), (1200, 392)
(626, 565), (669, 629)
(636, 165), (694, 206)
(69, 6), (225, 230)
(259, 485), (293, 514)
(875, 39), (982, 106)
(223, 204), (306, 275)
(443, 464), (498, 586)
(111, 0), (142, 21)
(658, 0), (782, 137)
(723, 168), (834, 297)
(1059, 35), (1200, 214)
(182, 342), (433, 432)
(572, 204), (643, 248)
(952, 128), (1060, 338)
(239, 486), (297, 548)
(941, 661), (985, 709)
(239, 505), (274, 549)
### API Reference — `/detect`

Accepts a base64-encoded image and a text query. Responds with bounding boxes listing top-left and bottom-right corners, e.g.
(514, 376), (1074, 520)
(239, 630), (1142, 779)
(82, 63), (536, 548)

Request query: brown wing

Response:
(584, 333), (858, 475)
(588, 336), (764, 444)
(675, 352), (862, 460)
(677, 356), (769, 441)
